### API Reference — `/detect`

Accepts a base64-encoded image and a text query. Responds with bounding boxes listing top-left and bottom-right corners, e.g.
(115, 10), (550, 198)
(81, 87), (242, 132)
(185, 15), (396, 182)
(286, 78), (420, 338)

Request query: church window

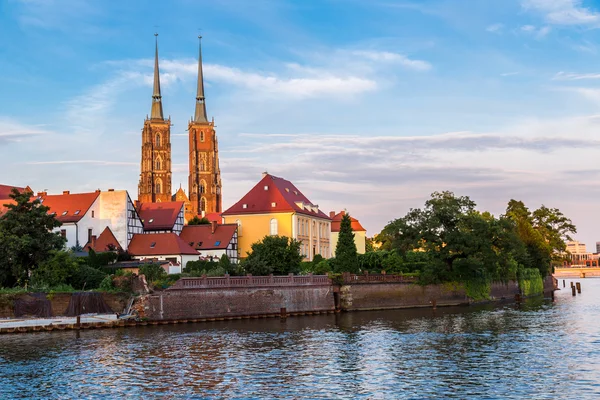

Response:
(270, 218), (278, 236)
(155, 158), (161, 170)
(156, 133), (161, 147)
(200, 131), (205, 142)
(200, 197), (207, 212)
(155, 179), (162, 194)
(200, 160), (206, 171)
(200, 180), (206, 194)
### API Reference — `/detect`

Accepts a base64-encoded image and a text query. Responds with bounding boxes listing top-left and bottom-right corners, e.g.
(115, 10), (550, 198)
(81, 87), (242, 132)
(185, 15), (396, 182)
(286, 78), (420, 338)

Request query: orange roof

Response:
(137, 202), (184, 231)
(36, 191), (100, 223)
(204, 212), (222, 223)
(330, 211), (366, 233)
(85, 227), (122, 252)
(180, 223), (237, 250)
(0, 199), (16, 217)
(223, 174), (330, 219)
(128, 233), (199, 256)
(0, 184), (30, 200)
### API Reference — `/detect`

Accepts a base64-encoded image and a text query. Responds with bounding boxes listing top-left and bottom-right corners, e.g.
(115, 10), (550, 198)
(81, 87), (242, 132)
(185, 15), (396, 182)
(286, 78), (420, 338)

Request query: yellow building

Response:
(222, 173), (331, 261)
(329, 211), (367, 254)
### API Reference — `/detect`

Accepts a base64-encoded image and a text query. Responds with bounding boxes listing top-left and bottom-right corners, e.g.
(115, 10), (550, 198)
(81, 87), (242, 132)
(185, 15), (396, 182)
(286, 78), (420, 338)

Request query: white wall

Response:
(132, 253), (200, 273)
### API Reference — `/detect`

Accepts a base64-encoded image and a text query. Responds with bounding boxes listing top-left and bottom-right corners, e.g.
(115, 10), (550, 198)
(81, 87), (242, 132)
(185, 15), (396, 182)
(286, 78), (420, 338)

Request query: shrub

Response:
(69, 265), (107, 290)
(99, 275), (115, 291)
(139, 264), (168, 283)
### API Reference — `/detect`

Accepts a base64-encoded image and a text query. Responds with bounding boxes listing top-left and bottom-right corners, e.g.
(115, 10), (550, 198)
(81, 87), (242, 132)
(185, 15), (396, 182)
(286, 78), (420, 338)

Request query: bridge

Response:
(554, 267), (600, 278)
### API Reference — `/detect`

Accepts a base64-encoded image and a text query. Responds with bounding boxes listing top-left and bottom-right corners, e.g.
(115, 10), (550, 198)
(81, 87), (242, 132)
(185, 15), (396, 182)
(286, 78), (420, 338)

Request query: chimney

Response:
(62, 190), (70, 195)
(37, 191), (47, 197)
(211, 220), (218, 234)
(108, 188), (114, 192)
(329, 211), (335, 219)
(95, 189), (101, 193)
(262, 171), (269, 178)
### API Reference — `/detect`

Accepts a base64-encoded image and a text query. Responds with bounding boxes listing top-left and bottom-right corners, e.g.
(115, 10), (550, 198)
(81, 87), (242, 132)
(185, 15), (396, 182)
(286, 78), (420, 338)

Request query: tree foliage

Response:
(242, 235), (303, 276)
(188, 216), (211, 225)
(334, 213), (359, 273)
(0, 189), (65, 286)
(377, 191), (574, 284)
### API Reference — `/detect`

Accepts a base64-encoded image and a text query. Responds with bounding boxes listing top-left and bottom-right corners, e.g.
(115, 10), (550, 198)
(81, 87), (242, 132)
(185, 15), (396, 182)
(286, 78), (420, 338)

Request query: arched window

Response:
(200, 180), (206, 194)
(155, 179), (162, 194)
(200, 197), (207, 212)
(155, 133), (161, 147)
(155, 157), (161, 170)
(270, 218), (278, 236)
(236, 219), (242, 236)
(200, 160), (206, 172)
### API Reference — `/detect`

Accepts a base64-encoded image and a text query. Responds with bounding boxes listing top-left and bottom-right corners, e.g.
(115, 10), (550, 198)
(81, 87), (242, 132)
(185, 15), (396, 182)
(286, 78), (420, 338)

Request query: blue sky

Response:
(3, 0), (600, 248)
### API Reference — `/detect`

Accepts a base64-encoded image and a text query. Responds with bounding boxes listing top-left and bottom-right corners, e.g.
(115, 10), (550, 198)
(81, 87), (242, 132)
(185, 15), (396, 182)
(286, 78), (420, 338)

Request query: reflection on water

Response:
(1, 279), (600, 399)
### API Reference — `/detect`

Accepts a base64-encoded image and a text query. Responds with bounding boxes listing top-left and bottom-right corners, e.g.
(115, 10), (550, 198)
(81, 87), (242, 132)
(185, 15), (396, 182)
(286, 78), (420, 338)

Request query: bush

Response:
(99, 275), (115, 291)
(31, 251), (79, 288)
(69, 265), (107, 290)
(139, 264), (168, 283)
(244, 236), (303, 275)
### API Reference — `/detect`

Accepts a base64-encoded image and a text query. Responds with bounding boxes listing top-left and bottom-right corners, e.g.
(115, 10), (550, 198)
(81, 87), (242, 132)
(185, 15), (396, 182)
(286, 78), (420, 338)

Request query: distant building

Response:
(222, 173), (331, 261)
(0, 184), (33, 217)
(136, 201), (185, 235)
(180, 222), (238, 263)
(329, 211), (367, 254)
(565, 240), (598, 266)
(36, 189), (144, 251)
(596, 241), (600, 254)
(127, 233), (200, 272)
(566, 241), (587, 254)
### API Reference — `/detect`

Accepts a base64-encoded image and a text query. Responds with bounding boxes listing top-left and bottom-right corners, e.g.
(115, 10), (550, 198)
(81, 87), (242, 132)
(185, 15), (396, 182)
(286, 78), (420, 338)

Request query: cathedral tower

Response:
(188, 36), (222, 214)
(138, 34), (172, 203)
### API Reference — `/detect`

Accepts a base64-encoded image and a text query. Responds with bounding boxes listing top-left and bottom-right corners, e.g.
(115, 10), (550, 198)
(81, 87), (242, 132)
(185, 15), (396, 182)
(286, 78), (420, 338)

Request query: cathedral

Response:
(137, 35), (222, 220)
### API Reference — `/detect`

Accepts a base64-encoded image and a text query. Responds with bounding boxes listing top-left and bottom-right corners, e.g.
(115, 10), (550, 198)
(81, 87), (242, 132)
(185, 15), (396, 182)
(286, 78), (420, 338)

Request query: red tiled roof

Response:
(180, 223), (237, 250)
(128, 233), (199, 256)
(137, 201), (184, 231)
(84, 227), (122, 252)
(0, 184), (30, 200)
(330, 211), (366, 233)
(36, 191), (100, 223)
(223, 174), (330, 219)
(204, 212), (222, 223)
(0, 199), (16, 217)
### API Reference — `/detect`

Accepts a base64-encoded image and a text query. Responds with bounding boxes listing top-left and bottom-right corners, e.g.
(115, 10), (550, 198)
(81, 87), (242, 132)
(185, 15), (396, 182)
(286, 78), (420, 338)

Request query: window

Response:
(200, 197), (207, 212)
(149, 218), (154, 223)
(270, 218), (278, 236)
(156, 133), (161, 147)
(150, 242), (156, 248)
(200, 131), (204, 142)
(264, 185), (269, 191)
(155, 180), (162, 194)
(200, 180), (206, 194)
(60, 229), (66, 238)
(198, 241), (203, 247)
(91, 211), (94, 218)
(155, 158), (161, 170)
(285, 188), (290, 192)
(200, 160), (206, 171)
(61, 211), (68, 216)
(242, 204), (247, 209)
(189, 242), (194, 247)
(88, 228), (92, 243)
(215, 241), (221, 246)
(74, 210), (80, 215)
(271, 202), (276, 207)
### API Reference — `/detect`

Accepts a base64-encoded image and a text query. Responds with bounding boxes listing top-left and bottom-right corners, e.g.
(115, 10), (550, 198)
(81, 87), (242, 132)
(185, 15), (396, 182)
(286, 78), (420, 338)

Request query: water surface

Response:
(1, 279), (599, 399)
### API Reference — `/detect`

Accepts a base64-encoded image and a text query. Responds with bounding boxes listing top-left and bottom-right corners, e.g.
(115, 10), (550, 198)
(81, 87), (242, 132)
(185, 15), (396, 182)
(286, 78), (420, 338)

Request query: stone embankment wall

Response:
(0, 293), (129, 319)
(141, 275), (334, 320)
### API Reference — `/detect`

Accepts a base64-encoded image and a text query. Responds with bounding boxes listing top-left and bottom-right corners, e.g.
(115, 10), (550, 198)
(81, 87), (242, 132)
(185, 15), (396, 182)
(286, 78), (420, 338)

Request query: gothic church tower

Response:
(188, 36), (222, 214)
(138, 34), (172, 203)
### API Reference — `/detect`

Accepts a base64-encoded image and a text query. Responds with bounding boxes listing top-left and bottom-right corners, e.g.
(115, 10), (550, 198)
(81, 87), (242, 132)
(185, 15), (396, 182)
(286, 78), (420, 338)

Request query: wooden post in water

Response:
(571, 282), (574, 288)
(572, 285), (577, 296)
(280, 307), (287, 320)
(431, 299), (437, 310)
(76, 315), (81, 330)
(563, 280), (565, 288)
(576, 282), (581, 294)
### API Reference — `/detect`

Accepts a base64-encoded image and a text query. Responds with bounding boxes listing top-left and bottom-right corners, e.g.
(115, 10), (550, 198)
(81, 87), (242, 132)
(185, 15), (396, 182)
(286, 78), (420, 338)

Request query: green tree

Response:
(334, 213), (359, 273)
(188, 216), (211, 225)
(139, 263), (168, 283)
(0, 189), (65, 286)
(243, 235), (303, 275)
(218, 254), (232, 272)
(31, 250), (79, 288)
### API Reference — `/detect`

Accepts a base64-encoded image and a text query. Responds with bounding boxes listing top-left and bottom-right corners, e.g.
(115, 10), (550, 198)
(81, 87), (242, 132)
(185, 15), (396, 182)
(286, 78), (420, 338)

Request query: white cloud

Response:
(522, 0), (600, 25)
(553, 71), (600, 80)
(520, 24), (551, 38)
(351, 51), (432, 71)
(486, 23), (504, 33)
(0, 117), (52, 145)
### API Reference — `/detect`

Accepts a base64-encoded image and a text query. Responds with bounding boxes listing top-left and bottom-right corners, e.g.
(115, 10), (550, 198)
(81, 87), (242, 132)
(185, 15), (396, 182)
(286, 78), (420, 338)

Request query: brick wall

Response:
(144, 286), (335, 320)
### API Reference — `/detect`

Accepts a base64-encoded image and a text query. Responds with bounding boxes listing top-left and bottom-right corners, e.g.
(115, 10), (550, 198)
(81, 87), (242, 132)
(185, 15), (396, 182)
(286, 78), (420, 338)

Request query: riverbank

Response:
(0, 273), (554, 334)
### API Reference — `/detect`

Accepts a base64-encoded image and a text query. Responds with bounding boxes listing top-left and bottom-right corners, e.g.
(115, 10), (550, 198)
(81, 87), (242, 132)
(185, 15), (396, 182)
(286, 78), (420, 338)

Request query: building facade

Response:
(138, 34), (172, 204)
(222, 173), (331, 261)
(188, 36), (222, 216)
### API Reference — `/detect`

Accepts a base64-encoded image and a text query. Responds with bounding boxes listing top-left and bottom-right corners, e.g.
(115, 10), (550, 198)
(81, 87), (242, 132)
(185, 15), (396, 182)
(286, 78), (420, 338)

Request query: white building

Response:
(180, 222), (239, 263)
(128, 232), (200, 271)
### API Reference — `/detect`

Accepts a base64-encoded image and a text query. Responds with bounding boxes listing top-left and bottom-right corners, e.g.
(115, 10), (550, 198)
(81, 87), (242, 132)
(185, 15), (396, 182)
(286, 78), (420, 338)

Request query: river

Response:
(1, 278), (599, 399)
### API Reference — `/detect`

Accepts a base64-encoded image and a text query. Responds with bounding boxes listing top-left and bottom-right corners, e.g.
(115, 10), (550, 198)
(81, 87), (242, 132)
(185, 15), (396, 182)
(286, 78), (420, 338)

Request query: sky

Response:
(3, 0), (600, 249)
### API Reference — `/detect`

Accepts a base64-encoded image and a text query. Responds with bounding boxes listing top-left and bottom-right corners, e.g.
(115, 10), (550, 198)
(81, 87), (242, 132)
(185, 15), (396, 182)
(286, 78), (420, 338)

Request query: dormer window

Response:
(242, 204), (247, 209)
(150, 242), (156, 248)
(74, 210), (80, 215)
(189, 242), (194, 247)
(264, 186), (269, 191)
(149, 218), (154, 223)
(271, 202), (277, 207)
(293, 191), (298, 195)
(61, 211), (68, 216)
(215, 241), (221, 246)
(285, 188), (290, 192)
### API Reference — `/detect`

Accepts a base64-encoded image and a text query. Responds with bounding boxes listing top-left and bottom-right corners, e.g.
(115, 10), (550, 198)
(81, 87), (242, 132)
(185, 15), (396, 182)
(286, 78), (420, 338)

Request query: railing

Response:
(342, 272), (418, 284)
(168, 273), (332, 290)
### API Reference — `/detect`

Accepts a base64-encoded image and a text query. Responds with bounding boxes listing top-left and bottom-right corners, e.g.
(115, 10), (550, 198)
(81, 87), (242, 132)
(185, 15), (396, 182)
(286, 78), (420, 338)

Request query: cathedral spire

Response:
(194, 35), (208, 123)
(151, 33), (164, 120)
